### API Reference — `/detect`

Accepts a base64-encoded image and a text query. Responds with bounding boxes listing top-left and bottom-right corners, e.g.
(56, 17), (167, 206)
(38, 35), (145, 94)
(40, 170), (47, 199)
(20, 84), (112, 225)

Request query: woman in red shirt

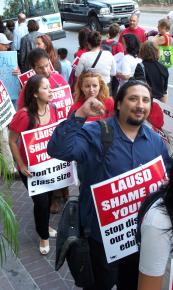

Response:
(9, 75), (58, 255)
(68, 71), (114, 122)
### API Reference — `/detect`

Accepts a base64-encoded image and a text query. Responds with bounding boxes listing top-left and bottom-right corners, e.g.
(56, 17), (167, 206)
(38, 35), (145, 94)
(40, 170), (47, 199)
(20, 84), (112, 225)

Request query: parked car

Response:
(58, 0), (140, 32)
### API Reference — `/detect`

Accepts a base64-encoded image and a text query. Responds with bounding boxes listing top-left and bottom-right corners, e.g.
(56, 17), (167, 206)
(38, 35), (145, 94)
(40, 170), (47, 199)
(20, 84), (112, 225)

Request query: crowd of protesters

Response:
(0, 10), (173, 290)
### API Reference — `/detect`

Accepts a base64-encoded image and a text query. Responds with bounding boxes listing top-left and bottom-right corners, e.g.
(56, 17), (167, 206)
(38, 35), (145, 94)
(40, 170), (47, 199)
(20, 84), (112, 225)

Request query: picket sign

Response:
(18, 61), (55, 87)
(18, 69), (36, 87)
(21, 121), (78, 196)
(51, 84), (73, 119)
(0, 51), (20, 101)
(0, 80), (15, 129)
(91, 156), (166, 263)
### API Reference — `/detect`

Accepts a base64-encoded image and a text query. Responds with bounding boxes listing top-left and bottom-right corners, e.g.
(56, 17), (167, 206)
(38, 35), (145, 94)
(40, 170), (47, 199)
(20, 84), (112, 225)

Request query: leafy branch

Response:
(0, 153), (19, 266)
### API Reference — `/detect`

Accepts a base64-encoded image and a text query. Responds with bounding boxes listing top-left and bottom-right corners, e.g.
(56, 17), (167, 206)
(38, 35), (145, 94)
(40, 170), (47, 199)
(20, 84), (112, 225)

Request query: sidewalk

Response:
(139, 4), (173, 14)
(0, 179), (81, 290)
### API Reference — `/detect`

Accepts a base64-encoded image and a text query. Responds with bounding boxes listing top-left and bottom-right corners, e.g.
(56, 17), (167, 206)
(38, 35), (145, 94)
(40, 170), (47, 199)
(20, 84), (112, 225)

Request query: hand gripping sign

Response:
(0, 80), (15, 129)
(21, 121), (78, 196)
(51, 85), (73, 120)
(91, 156), (166, 263)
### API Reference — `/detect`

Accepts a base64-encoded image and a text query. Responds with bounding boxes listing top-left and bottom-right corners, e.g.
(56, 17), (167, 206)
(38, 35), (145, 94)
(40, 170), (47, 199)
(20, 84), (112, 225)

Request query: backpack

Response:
(136, 190), (164, 247)
(101, 40), (118, 55)
(55, 120), (114, 287)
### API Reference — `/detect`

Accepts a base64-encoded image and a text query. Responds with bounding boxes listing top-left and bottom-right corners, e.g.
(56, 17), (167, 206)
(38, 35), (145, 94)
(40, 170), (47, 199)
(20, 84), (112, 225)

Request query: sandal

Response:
(39, 240), (50, 255)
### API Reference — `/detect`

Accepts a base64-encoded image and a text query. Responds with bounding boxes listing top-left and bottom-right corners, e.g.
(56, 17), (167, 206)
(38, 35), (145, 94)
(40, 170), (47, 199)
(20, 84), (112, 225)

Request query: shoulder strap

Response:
(97, 120), (114, 155)
(84, 119), (114, 236)
(136, 190), (164, 246)
(91, 50), (102, 68)
(68, 196), (79, 227)
(164, 33), (172, 46)
(139, 62), (146, 80)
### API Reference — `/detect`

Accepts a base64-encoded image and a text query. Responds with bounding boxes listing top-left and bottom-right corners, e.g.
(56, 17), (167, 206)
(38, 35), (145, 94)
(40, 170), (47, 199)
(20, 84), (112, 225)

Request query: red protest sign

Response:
(22, 123), (57, 166)
(0, 80), (15, 128)
(93, 157), (166, 227)
(18, 61), (54, 87)
(18, 69), (36, 87)
(91, 156), (166, 263)
(51, 85), (73, 119)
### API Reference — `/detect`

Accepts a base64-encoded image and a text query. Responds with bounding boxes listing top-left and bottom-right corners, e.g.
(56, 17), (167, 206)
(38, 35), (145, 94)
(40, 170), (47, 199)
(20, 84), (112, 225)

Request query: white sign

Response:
(21, 121), (78, 196)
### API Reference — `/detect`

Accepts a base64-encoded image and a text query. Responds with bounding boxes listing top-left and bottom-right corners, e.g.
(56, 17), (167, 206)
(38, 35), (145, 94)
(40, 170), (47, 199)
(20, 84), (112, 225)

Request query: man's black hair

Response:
(58, 48), (68, 60)
(28, 48), (49, 68)
(123, 34), (140, 57)
(114, 79), (152, 115)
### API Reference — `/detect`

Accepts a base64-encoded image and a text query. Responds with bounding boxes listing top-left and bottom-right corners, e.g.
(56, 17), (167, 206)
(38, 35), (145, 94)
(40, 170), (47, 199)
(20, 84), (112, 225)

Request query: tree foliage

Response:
(3, 0), (23, 19)
(0, 153), (19, 266)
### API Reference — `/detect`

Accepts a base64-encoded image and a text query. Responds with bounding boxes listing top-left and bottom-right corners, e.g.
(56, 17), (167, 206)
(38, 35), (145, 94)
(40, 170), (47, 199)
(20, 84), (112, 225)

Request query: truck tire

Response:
(89, 16), (102, 32)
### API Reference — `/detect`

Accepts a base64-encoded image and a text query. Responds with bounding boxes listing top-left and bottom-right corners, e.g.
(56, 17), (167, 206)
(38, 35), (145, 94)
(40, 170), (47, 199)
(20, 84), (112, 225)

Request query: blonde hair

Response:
(75, 71), (109, 102)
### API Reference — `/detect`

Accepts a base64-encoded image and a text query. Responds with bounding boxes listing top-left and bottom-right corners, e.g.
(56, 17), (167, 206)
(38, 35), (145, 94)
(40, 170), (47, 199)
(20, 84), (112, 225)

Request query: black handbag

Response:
(66, 231), (95, 288)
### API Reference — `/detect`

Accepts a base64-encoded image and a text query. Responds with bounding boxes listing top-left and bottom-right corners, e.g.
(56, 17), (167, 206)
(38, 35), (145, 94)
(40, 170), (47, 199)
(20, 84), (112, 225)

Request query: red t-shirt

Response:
(9, 105), (59, 167)
(17, 72), (67, 110)
(119, 26), (147, 43)
(68, 97), (114, 122)
(74, 48), (88, 58)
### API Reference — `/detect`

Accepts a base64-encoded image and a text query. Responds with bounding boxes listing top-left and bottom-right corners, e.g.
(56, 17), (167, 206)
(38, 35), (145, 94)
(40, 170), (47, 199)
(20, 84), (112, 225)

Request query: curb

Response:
(140, 9), (169, 14)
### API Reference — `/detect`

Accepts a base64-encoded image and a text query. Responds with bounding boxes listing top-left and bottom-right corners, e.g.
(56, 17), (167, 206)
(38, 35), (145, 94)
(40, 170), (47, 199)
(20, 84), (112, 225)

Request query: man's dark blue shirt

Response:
(48, 113), (172, 241)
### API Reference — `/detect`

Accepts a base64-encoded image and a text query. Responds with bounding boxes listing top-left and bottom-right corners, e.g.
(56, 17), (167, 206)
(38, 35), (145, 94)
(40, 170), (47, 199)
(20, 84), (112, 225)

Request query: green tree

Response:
(0, 153), (18, 266)
(3, 0), (23, 19)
